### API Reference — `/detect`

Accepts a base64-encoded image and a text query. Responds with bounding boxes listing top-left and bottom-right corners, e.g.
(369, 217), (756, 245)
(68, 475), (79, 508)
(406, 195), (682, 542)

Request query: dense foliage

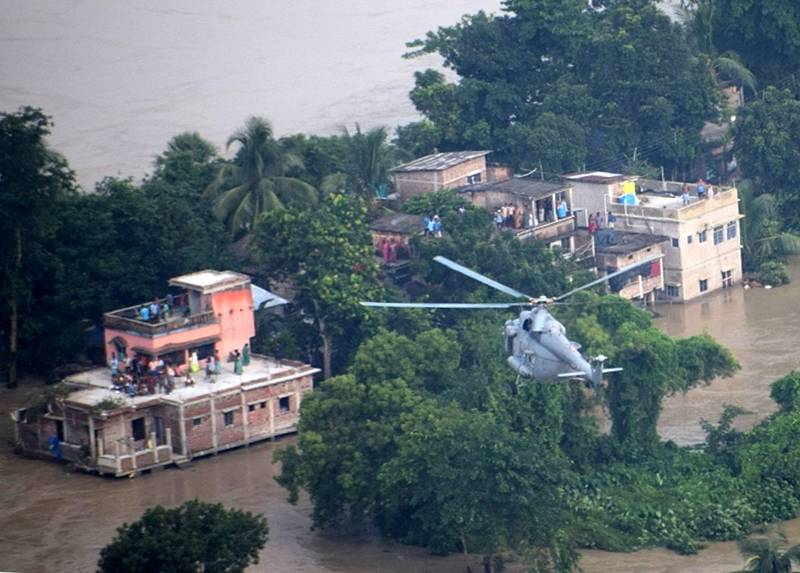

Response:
(97, 500), (268, 573)
(399, 0), (718, 176)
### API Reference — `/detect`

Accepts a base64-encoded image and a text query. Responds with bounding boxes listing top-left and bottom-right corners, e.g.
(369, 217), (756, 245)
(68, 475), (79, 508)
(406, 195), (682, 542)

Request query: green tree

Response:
(771, 371), (800, 413)
(157, 131), (217, 167)
(274, 375), (427, 529)
(737, 181), (800, 270)
(253, 193), (381, 378)
(97, 500), (268, 573)
(405, 0), (717, 174)
(324, 124), (401, 200)
(679, 0), (757, 97)
(206, 117), (318, 232)
(734, 89), (800, 228)
(379, 405), (578, 572)
(711, 0), (800, 91)
(735, 531), (800, 573)
(0, 107), (75, 387)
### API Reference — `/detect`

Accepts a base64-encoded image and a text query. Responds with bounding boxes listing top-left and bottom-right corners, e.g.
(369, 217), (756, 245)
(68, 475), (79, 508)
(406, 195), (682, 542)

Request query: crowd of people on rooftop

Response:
(681, 179), (716, 205)
(108, 344), (251, 397)
(494, 197), (571, 230)
(135, 293), (190, 324)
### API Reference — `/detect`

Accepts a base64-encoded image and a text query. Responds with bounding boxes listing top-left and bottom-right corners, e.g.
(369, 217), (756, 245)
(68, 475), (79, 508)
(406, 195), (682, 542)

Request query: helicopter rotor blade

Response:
(553, 254), (664, 301)
(360, 301), (528, 309)
(433, 256), (533, 300)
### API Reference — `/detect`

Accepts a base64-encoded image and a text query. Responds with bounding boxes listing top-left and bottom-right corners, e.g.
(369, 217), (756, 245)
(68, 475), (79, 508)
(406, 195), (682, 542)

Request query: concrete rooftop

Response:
(63, 356), (317, 409)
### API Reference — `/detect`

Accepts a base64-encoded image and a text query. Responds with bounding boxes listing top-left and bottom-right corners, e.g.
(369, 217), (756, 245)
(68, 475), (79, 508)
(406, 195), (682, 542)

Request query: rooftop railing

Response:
(104, 296), (216, 336)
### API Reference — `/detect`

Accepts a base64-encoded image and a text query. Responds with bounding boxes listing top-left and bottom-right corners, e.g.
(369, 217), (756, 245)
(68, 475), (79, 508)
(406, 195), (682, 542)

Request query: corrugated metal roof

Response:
(391, 150), (492, 172)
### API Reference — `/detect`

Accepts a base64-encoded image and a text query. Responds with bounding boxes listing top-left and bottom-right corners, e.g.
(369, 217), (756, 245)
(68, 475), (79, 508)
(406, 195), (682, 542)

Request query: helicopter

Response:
(361, 254), (663, 388)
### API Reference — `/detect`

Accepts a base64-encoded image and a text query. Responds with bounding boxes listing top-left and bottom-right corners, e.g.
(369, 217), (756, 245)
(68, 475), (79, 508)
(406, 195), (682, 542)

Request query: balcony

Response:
(515, 216), (575, 241)
(104, 297), (217, 337)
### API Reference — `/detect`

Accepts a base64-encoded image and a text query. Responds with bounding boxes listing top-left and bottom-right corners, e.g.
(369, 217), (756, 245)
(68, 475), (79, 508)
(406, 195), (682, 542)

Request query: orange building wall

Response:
(104, 322), (222, 365)
(210, 288), (256, 360)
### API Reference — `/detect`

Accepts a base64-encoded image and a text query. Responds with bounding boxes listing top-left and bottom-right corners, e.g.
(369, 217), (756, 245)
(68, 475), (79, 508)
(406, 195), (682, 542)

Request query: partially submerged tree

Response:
(735, 530), (800, 573)
(97, 500), (268, 573)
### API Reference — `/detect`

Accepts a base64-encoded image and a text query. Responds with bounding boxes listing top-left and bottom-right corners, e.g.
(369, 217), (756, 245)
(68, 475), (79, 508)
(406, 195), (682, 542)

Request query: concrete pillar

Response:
(130, 437), (137, 469)
(165, 427), (172, 460)
(268, 397), (275, 438)
(550, 194), (557, 222)
(210, 396), (218, 454)
(88, 417), (96, 460)
(240, 392), (250, 445)
(115, 440), (121, 474)
(178, 403), (188, 456)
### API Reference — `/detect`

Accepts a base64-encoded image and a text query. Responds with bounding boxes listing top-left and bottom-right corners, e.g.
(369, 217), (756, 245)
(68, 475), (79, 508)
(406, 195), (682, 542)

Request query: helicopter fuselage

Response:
(504, 306), (596, 384)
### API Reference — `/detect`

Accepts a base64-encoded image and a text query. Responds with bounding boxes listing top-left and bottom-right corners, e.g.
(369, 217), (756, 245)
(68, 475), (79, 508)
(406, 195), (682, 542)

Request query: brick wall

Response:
(395, 171), (439, 200)
(441, 157), (487, 188)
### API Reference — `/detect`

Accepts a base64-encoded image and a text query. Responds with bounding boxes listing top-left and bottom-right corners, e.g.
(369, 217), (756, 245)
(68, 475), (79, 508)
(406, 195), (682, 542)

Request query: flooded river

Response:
(2, 261), (800, 572)
(1, 0), (500, 189)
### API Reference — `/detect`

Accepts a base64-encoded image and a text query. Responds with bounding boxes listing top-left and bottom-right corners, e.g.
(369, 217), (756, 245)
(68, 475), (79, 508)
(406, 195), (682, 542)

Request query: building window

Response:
(191, 342), (215, 361)
(727, 221), (737, 240)
(279, 396), (290, 413)
(248, 404), (256, 412)
(687, 235), (693, 244)
(671, 238), (679, 248)
(466, 172), (481, 185)
(131, 418), (146, 441)
(192, 417), (202, 427)
(223, 411), (234, 426)
(560, 237), (571, 252)
(666, 285), (680, 297)
(55, 419), (65, 442)
(259, 401), (267, 409)
(713, 226), (724, 245)
(699, 279), (709, 293)
(698, 230), (707, 243)
(722, 269), (733, 288)
(159, 349), (186, 366)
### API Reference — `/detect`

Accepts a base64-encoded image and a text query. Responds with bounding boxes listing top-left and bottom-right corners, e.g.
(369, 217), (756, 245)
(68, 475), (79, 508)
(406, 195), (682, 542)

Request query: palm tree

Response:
(739, 181), (800, 270)
(323, 124), (400, 200)
(679, 0), (757, 97)
(734, 530), (800, 573)
(205, 117), (318, 232)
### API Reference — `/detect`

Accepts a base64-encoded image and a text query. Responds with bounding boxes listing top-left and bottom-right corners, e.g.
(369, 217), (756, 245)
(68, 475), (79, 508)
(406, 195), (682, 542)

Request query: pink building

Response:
(14, 270), (319, 477)
(103, 270), (257, 369)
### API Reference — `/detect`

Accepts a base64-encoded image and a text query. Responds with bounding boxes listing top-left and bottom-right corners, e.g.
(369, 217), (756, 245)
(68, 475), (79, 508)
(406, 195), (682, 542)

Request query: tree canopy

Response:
(206, 117), (319, 232)
(97, 500), (268, 573)
(400, 0), (718, 176)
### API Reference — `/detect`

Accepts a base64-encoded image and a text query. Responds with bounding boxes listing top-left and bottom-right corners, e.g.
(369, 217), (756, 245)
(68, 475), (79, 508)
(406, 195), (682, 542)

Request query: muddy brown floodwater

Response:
(2, 261), (799, 572)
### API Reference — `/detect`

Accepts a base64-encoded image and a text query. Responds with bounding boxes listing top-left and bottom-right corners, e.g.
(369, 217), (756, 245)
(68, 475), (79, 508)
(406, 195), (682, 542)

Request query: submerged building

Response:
(566, 173), (743, 302)
(14, 270), (318, 477)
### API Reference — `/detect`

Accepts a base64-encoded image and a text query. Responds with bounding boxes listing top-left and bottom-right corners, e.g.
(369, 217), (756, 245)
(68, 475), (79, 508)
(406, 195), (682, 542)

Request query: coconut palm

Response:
(323, 124), (400, 200)
(679, 0), (757, 97)
(206, 117), (318, 232)
(734, 530), (800, 573)
(739, 181), (800, 270)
